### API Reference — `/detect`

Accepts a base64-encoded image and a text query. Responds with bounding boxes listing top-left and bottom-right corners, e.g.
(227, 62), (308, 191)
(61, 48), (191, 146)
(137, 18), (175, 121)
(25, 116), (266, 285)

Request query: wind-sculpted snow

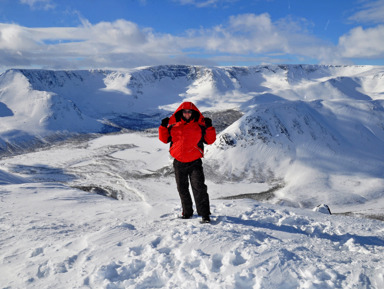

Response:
(1, 181), (384, 289)
(1, 128), (384, 288)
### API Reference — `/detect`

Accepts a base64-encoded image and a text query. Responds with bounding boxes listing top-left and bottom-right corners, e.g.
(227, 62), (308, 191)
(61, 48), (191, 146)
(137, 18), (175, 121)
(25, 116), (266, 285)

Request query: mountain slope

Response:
(206, 97), (384, 212)
(1, 65), (383, 140)
(1, 64), (384, 213)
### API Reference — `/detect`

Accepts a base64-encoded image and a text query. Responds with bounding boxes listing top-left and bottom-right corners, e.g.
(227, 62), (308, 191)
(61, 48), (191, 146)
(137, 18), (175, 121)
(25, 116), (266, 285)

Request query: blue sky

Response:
(0, 0), (384, 71)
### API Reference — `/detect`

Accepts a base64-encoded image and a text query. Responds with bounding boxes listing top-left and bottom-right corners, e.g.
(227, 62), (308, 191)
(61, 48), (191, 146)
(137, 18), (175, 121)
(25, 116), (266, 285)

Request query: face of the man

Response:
(183, 110), (192, 120)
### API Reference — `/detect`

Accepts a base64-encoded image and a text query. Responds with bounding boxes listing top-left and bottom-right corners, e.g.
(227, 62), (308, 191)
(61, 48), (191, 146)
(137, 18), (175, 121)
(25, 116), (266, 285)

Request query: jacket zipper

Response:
(195, 146), (204, 156)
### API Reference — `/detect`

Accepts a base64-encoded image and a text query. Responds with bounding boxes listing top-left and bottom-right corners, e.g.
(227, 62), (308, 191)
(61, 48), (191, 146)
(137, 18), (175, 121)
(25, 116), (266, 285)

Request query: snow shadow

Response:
(72, 185), (123, 200)
(220, 185), (283, 202)
(0, 102), (13, 117)
(225, 216), (384, 247)
(7, 164), (123, 199)
(8, 164), (77, 183)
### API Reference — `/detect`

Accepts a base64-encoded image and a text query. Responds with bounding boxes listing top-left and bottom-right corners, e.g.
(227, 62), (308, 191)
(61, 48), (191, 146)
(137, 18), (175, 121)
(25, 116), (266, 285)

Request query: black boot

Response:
(181, 212), (192, 219)
(201, 216), (210, 223)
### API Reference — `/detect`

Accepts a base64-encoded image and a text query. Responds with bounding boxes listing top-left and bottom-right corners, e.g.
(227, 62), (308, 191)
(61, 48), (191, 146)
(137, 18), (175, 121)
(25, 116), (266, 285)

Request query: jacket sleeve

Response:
(159, 125), (170, 144)
(204, 126), (216, 145)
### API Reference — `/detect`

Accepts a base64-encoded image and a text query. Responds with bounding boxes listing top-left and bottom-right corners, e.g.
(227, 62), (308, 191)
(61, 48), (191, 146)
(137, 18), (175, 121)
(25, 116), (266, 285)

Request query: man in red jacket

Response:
(159, 102), (216, 223)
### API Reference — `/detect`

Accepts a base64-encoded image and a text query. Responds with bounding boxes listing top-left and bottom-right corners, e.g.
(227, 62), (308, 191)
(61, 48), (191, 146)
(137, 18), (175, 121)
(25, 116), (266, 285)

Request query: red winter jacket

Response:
(159, 102), (216, 163)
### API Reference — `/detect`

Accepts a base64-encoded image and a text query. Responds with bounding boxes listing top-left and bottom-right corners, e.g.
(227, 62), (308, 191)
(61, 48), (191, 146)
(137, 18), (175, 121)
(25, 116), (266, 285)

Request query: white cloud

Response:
(349, 0), (384, 24)
(338, 25), (384, 58)
(19, 0), (54, 10)
(0, 24), (38, 50)
(0, 20), (181, 69)
(205, 13), (283, 53)
(180, 13), (338, 64)
(1, 12), (379, 70)
(338, 1), (384, 61)
(173, 0), (236, 8)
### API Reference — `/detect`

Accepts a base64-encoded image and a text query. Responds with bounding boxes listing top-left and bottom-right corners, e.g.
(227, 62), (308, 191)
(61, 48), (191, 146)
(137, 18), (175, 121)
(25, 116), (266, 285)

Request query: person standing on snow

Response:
(159, 102), (216, 223)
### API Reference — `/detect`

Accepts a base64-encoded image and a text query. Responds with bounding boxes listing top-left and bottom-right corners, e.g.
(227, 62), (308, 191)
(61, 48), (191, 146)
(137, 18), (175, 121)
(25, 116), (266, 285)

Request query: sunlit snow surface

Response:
(1, 65), (384, 288)
(1, 131), (384, 288)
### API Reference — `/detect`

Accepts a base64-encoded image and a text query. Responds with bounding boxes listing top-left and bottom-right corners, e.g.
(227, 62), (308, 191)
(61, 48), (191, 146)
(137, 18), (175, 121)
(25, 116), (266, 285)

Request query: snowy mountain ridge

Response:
(1, 64), (384, 212)
(1, 65), (383, 136)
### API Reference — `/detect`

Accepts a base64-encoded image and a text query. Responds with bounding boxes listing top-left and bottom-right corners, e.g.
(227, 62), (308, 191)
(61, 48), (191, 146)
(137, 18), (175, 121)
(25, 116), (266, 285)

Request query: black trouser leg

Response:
(173, 159), (193, 216)
(173, 159), (210, 217)
(189, 159), (210, 217)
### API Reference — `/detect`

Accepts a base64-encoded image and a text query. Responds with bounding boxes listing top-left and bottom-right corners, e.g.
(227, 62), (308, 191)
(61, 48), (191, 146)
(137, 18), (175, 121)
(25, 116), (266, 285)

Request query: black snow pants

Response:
(173, 158), (210, 217)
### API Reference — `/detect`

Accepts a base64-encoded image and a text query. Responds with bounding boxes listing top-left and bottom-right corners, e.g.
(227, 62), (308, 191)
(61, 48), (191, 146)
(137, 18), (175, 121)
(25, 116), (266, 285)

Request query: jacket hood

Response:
(168, 102), (204, 125)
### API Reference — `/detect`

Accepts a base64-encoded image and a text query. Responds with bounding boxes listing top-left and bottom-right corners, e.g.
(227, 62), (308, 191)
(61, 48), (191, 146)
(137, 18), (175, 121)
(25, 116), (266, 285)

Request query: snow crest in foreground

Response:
(1, 183), (384, 289)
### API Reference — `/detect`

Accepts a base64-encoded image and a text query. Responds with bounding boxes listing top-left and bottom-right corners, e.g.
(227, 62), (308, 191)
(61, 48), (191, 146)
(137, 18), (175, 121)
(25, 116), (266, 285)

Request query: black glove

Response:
(161, 117), (169, 127)
(204, 118), (212, 128)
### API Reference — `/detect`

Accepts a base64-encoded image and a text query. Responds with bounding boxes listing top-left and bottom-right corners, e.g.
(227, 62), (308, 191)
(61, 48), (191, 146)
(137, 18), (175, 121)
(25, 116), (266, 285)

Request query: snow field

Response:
(1, 62), (384, 289)
(1, 181), (384, 289)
